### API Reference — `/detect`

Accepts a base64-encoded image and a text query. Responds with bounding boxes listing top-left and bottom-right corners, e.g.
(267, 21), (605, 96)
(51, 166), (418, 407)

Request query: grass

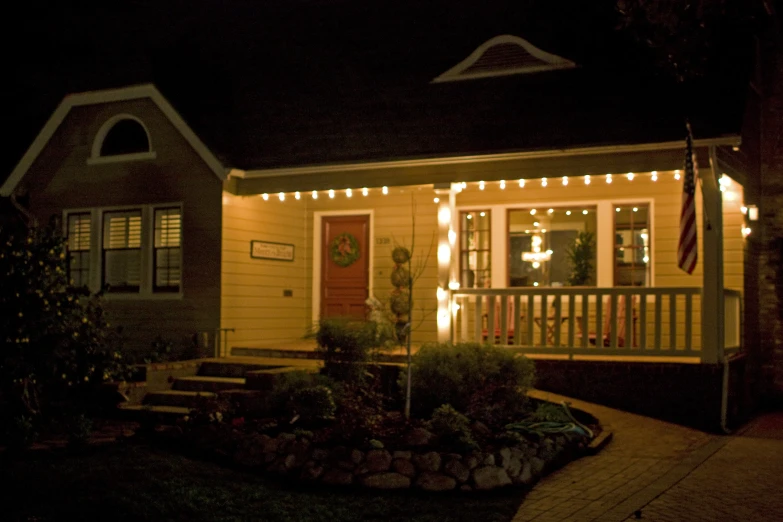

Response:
(2, 443), (525, 522)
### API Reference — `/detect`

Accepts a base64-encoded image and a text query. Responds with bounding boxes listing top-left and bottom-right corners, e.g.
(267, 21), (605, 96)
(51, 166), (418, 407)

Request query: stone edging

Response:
(185, 426), (585, 492)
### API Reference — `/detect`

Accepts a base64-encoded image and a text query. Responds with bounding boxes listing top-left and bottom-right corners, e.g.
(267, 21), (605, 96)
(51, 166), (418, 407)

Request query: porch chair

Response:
(585, 295), (637, 347)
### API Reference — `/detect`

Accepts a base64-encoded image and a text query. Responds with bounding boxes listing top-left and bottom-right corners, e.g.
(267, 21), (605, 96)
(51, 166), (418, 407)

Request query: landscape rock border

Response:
(182, 424), (589, 492)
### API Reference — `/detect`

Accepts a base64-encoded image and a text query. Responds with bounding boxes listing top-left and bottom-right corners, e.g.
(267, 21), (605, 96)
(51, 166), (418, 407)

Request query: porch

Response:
(449, 286), (742, 363)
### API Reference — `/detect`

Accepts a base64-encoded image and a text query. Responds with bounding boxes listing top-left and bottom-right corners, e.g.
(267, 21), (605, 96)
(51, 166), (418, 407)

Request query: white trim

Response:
(432, 34), (576, 83)
(312, 210), (375, 326)
(62, 201), (184, 299)
(457, 197), (656, 289)
(89, 113), (153, 161)
(1, 84), (226, 196)
(87, 151), (158, 165)
(234, 138), (740, 179)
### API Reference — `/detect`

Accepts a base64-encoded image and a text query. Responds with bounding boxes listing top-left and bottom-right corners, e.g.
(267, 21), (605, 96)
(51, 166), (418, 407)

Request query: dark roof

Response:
(2, 0), (754, 177)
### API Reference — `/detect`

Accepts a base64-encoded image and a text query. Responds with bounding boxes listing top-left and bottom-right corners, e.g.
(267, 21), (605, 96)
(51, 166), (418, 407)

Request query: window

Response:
(460, 210), (491, 288)
(508, 206), (597, 287)
(100, 119), (150, 156)
(103, 210), (142, 292)
(614, 204), (651, 286)
(64, 204), (182, 296)
(153, 207), (182, 292)
(66, 213), (91, 288)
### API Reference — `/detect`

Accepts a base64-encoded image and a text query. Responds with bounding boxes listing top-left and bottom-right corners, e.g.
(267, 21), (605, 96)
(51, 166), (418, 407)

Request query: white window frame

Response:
(63, 203), (183, 300)
(456, 197), (655, 289)
(87, 114), (157, 165)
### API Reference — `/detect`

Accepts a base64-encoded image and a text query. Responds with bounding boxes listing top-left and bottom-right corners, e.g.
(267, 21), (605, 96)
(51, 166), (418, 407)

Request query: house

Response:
(1, 24), (760, 429)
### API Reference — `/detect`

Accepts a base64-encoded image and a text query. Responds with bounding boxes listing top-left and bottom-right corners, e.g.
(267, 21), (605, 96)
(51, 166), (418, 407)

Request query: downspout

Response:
(720, 353), (732, 434)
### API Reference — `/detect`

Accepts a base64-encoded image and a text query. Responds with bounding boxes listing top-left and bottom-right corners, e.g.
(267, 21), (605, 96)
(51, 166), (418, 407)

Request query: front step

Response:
(173, 376), (245, 393)
(198, 361), (286, 378)
(231, 347), (409, 363)
(143, 390), (217, 408)
(118, 404), (191, 423)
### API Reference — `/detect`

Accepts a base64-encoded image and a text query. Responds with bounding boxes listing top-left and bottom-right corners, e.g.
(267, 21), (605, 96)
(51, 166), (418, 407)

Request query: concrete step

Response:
(172, 376), (246, 392)
(231, 347), (408, 363)
(143, 390), (217, 408)
(117, 404), (191, 422)
(198, 361), (286, 378)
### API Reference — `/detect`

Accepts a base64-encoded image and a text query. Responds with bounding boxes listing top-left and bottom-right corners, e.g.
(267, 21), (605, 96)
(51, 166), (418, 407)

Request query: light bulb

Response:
(530, 209), (537, 216)
(651, 171), (658, 182)
(329, 189), (335, 199)
(562, 176), (569, 186)
(382, 186), (389, 195)
(519, 179), (526, 188)
(627, 172), (635, 181)
(499, 180), (506, 189)
(585, 175), (591, 185)
(674, 170), (681, 181)
(312, 190), (318, 199)
(295, 191), (301, 200)
(278, 192), (285, 201)
(346, 188), (352, 198)
(262, 193), (269, 201)
(362, 187), (369, 196)
(541, 177), (548, 187)
(606, 174), (613, 184)
(479, 180), (485, 190)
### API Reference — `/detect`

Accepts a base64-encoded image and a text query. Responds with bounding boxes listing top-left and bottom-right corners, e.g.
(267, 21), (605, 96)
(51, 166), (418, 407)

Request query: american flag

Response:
(678, 126), (698, 274)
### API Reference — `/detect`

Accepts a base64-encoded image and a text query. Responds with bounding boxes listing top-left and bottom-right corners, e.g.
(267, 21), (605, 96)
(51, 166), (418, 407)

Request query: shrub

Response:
(264, 370), (338, 418)
(401, 342), (535, 424)
(428, 404), (477, 451)
(531, 401), (571, 423)
(314, 317), (380, 383)
(290, 385), (336, 423)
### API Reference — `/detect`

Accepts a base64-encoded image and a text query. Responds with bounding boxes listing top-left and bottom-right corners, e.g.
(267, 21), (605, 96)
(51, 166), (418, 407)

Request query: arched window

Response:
(89, 114), (156, 164)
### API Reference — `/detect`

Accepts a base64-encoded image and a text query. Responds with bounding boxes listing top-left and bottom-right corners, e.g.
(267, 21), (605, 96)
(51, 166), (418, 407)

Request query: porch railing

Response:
(451, 287), (724, 360)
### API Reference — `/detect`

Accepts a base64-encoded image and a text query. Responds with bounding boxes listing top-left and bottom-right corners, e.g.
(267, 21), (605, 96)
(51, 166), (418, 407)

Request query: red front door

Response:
(321, 215), (370, 319)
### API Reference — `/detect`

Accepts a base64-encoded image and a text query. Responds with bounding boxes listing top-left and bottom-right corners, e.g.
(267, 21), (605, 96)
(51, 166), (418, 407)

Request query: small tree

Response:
(0, 210), (128, 439)
(566, 231), (596, 286)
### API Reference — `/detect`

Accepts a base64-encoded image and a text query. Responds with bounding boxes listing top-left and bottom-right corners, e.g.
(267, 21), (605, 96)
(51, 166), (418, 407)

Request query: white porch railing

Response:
(450, 287), (741, 361)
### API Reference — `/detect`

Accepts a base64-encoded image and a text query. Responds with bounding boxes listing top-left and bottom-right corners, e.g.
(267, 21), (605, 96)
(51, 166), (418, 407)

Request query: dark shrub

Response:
(264, 370), (338, 417)
(290, 385), (336, 423)
(401, 342), (535, 424)
(428, 404), (477, 452)
(314, 317), (380, 383)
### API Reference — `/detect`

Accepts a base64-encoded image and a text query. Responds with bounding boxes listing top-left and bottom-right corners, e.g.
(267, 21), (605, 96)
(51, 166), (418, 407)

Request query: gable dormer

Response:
(432, 35), (576, 83)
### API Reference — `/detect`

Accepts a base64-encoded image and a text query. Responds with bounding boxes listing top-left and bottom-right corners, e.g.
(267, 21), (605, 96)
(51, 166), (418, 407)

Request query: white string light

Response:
(312, 190), (318, 200)
(295, 191), (301, 200)
(346, 188), (352, 198)
(530, 209), (537, 215)
(606, 174), (613, 184)
(583, 209), (589, 215)
(566, 210), (572, 216)
(562, 176), (569, 186)
(541, 177), (548, 187)
(262, 193), (269, 200)
(584, 175), (591, 185)
(382, 186), (389, 195)
(362, 187), (369, 196)
(328, 189), (335, 199)
(479, 180), (485, 190)
(499, 179), (506, 189)
(433, 197), (440, 203)
(519, 179), (526, 188)
(626, 172), (635, 181)
(651, 171), (658, 182)
(278, 192), (285, 201)
(674, 170), (681, 180)
(547, 208), (554, 215)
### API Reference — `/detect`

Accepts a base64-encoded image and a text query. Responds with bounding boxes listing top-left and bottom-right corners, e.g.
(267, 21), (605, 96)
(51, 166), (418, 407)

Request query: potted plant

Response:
(566, 231), (595, 286)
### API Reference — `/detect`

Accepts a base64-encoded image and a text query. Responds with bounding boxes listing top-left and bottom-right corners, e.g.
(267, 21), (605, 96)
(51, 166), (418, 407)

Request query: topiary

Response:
(389, 291), (411, 315)
(391, 246), (412, 264)
(390, 266), (411, 288)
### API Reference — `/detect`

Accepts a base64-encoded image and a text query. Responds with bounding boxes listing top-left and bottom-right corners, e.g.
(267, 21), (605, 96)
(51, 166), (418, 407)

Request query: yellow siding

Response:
(221, 193), (310, 347)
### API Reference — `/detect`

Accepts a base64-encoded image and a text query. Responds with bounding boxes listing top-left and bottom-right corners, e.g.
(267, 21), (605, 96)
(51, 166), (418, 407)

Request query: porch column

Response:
(702, 147), (725, 364)
(435, 184), (457, 343)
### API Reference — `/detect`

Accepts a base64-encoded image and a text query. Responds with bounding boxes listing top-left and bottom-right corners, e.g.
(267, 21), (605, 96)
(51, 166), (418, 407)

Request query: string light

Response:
(362, 187), (369, 196)
(627, 172), (635, 181)
(530, 209), (537, 216)
(562, 176), (569, 186)
(479, 180), (485, 190)
(651, 171), (658, 182)
(583, 209), (588, 215)
(262, 193), (269, 200)
(566, 210), (572, 216)
(605, 174), (613, 184)
(434, 197), (440, 203)
(519, 179), (526, 188)
(547, 208), (554, 214)
(584, 175), (591, 185)
(499, 179), (506, 189)
(312, 190), (318, 200)
(616, 207), (621, 212)
(541, 177), (548, 187)
(633, 207), (638, 212)
(382, 186), (389, 195)
(741, 206), (748, 215)
(346, 188), (352, 198)
(295, 191), (301, 200)
(328, 189), (335, 199)
(278, 192), (285, 201)
(674, 170), (681, 181)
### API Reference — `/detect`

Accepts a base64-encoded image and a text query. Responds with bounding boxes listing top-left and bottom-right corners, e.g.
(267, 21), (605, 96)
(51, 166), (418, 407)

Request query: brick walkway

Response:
(512, 391), (783, 521)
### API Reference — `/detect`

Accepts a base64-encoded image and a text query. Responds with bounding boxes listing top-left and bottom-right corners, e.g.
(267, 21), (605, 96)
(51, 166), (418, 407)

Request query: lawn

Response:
(2, 443), (525, 522)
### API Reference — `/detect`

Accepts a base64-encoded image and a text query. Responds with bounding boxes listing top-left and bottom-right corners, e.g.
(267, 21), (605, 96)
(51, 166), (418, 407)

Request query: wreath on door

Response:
(330, 233), (360, 267)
